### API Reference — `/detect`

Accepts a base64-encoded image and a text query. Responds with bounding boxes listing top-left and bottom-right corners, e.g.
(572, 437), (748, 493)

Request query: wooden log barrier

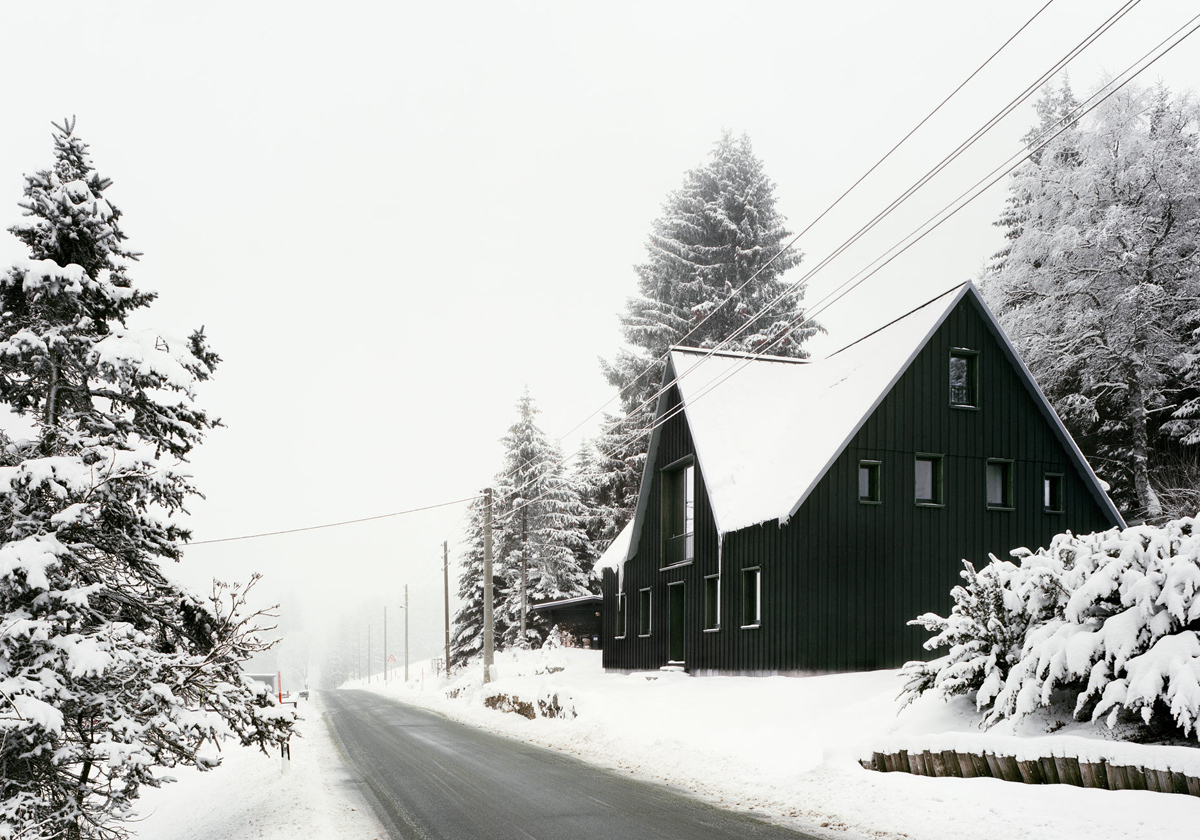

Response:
(860, 748), (1200, 798)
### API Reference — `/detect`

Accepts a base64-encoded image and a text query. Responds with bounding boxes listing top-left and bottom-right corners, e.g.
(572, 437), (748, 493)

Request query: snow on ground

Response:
(350, 648), (1200, 840)
(130, 694), (386, 840)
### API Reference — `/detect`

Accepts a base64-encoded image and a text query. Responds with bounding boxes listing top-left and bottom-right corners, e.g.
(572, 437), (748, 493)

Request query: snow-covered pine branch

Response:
(902, 517), (1200, 740)
(0, 119), (293, 840)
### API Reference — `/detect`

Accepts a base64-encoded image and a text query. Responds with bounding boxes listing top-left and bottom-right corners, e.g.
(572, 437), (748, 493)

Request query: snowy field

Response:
(350, 649), (1200, 840)
(131, 696), (386, 840)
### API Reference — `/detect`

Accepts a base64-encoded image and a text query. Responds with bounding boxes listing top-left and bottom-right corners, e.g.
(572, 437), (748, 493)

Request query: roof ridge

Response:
(825, 281), (970, 360)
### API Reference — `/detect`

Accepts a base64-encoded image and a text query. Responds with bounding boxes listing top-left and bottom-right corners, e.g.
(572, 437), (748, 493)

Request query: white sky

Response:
(0, 1), (1196, 673)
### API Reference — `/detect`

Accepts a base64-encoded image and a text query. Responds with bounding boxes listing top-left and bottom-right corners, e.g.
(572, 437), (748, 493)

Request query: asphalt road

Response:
(321, 689), (824, 840)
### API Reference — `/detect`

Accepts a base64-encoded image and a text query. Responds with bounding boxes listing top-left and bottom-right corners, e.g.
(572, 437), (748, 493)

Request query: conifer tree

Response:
(449, 496), (509, 669)
(985, 82), (1200, 520)
(593, 132), (817, 533)
(0, 120), (293, 840)
(494, 389), (593, 648)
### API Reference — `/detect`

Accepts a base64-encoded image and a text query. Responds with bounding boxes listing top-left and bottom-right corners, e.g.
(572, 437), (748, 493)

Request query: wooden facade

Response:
(601, 287), (1122, 675)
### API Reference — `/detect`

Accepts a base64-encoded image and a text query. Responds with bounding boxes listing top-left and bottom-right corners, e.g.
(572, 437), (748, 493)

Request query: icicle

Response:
(717, 531), (725, 583)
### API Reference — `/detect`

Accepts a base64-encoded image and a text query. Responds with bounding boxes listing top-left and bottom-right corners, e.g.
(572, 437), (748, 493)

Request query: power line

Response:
(532, 0), (1146, 491)
(629, 9), (1200, 446)
(190, 4), (1189, 551)
(524, 0), (1066, 460)
(498, 3), (1199, 528)
(185, 495), (483, 546)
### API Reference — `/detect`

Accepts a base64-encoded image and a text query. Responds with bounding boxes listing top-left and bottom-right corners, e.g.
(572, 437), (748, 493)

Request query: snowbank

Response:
(350, 648), (1200, 840)
(130, 695), (386, 840)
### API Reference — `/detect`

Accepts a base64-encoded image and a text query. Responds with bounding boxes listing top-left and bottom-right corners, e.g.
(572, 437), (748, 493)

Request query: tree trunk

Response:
(1126, 358), (1163, 522)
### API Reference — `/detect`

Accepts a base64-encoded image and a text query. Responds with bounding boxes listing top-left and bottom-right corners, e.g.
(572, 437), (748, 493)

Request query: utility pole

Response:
(520, 505), (528, 643)
(483, 487), (494, 683)
(384, 605), (388, 684)
(404, 584), (410, 683)
(443, 541), (451, 679)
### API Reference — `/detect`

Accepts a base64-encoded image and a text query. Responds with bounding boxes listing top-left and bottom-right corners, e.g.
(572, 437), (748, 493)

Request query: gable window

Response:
(859, 460), (881, 504)
(615, 592), (627, 639)
(1044, 473), (1064, 513)
(741, 567), (761, 628)
(986, 459), (1014, 509)
(949, 350), (978, 408)
(915, 454), (943, 506)
(638, 588), (652, 637)
(662, 460), (695, 567)
(704, 574), (720, 631)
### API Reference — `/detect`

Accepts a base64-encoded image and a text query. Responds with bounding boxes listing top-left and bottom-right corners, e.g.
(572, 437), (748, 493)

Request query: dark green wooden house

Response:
(597, 282), (1123, 675)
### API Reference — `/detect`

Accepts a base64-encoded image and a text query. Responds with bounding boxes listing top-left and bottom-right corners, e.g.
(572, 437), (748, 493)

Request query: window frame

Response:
(986, 458), (1015, 510)
(858, 459), (882, 505)
(638, 587), (652, 637)
(703, 574), (721, 632)
(741, 567), (762, 630)
(614, 591), (627, 639)
(1044, 472), (1065, 514)
(949, 348), (980, 410)
(660, 456), (696, 569)
(914, 453), (944, 507)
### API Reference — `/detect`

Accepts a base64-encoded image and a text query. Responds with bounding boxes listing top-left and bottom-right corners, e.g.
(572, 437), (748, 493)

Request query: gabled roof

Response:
(620, 281), (1122, 561)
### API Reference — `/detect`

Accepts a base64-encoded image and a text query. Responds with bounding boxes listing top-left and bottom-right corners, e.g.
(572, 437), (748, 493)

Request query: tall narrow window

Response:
(986, 460), (1014, 509)
(915, 455), (943, 505)
(741, 567), (761, 628)
(704, 575), (720, 631)
(1044, 473), (1064, 513)
(859, 460), (881, 504)
(662, 461), (695, 566)
(615, 592), (627, 638)
(638, 588), (652, 636)
(949, 350), (978, 408)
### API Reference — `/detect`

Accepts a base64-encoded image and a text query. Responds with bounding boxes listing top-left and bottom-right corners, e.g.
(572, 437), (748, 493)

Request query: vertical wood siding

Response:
(603, 295), (1120, 674)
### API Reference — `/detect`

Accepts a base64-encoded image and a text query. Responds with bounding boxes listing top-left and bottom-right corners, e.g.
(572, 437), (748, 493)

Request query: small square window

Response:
(1044, 473), (1064, 513)
(949, 350), (978, 408)
(704, 575), (720, 631)
(741, 567), (761, 628)
(859, 460), (881, 504)
(915, 455), (943, 505)
(986, 460), (1014, 509)
(638, 588), (652, 637)
(615, 592), (627, 638)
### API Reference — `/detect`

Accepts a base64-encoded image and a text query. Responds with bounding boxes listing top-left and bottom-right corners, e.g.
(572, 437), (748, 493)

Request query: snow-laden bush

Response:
(902, 517), (1200, 738)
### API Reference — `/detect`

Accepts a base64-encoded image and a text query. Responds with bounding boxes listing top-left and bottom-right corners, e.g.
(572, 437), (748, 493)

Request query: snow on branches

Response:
(902, 518), (1200, 739)
(0, 120), (293, 840)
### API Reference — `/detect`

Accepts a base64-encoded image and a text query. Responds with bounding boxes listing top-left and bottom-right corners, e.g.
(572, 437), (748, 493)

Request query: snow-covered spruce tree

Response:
(494, 389), (594, 649)
(574, 413), (640, 550)
(984, 81), (1200, 521)
(903, 518), (1200, 739)
(593, 132), (818, 532)
(449, 496), (510, 670)
(0, 120), (293, 840)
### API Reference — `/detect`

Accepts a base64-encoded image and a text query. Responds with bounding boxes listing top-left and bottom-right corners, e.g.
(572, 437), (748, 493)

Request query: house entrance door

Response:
(668, 582), (685, 664)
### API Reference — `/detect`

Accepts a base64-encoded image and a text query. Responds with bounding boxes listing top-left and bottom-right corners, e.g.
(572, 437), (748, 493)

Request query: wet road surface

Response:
(321, 689), (824, 840)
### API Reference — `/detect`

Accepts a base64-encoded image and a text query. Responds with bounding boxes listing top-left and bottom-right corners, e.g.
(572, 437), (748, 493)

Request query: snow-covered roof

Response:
(629, 281), (1122, 543)
(528, 594), (603, 611)
(592, 520), (633, 576)
(666, 285), (963, 535)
